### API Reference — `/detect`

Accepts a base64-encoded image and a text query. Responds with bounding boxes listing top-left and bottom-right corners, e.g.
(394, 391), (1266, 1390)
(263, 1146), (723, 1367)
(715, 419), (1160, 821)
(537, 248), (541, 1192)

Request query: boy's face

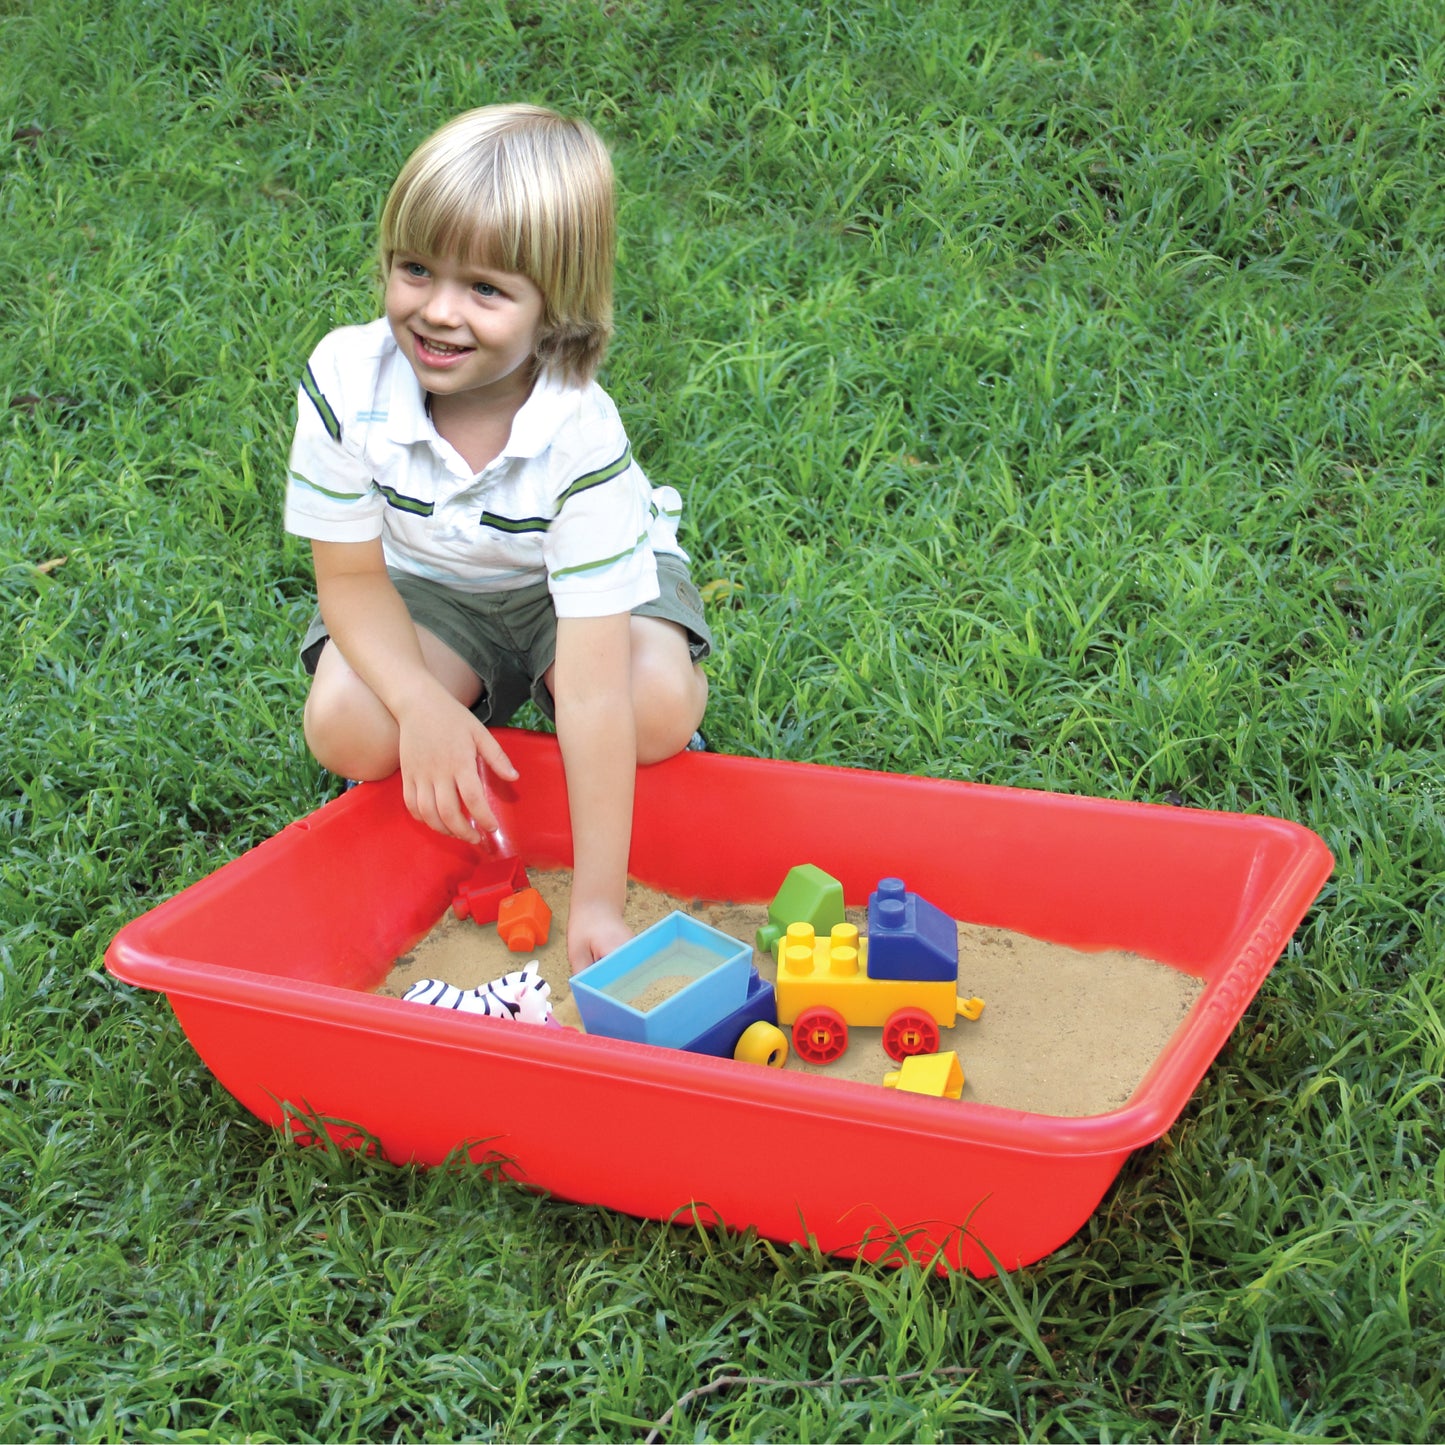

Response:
(385, 252), (545, 408)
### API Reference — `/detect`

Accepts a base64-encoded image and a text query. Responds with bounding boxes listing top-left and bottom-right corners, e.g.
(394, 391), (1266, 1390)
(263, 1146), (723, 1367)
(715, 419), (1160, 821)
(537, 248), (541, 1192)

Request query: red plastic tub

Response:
(105, 731), (1331, 1275)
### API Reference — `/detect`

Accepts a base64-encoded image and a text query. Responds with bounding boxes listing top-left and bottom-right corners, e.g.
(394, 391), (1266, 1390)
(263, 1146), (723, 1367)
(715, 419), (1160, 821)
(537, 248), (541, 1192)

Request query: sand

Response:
(379, 870), (1204, 1118)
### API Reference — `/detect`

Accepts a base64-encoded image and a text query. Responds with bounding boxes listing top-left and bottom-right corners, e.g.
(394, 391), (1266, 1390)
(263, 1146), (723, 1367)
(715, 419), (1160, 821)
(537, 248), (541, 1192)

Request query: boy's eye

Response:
(473, 281), (499, 298)
(401, 260), (429, 278)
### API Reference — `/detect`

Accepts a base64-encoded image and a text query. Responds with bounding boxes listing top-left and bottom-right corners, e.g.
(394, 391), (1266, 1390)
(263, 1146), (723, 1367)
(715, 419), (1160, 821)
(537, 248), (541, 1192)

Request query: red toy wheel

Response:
(792, 1007), (849, 1065)
(882, 1008), (940, 1062)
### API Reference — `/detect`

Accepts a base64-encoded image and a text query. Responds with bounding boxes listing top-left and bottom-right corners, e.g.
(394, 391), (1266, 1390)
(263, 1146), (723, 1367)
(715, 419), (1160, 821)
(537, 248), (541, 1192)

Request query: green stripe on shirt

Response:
(290, 470), (366, 501)
(558, 445), (632, 503)
(477, 446), (634, 534)
(378, 484), (434, 516)
(479, 511), (549, 535)
(549, 530), (650, 580)
(301, 365), (341, 441)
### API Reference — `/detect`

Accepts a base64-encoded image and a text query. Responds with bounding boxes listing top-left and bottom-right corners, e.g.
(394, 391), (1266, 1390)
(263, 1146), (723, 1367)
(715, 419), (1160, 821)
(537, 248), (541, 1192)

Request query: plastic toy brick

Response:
(452, 855), (530, 924)
(884, 1050), (965, 1099)
(571, 911), (753, 1049)
(866, 877), (959, 981)
(756, 864), (846, 956)
(497, 887), (551, 952)
(774, 922), (970, 1029)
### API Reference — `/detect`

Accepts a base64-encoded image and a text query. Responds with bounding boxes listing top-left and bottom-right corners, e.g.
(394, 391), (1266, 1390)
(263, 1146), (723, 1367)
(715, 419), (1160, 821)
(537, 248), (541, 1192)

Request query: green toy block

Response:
(756, 864), (846, 956)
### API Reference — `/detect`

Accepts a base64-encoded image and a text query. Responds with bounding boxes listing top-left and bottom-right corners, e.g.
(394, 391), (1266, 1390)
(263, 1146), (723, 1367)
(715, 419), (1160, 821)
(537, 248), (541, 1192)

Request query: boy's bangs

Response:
(390, 175), (527, 275)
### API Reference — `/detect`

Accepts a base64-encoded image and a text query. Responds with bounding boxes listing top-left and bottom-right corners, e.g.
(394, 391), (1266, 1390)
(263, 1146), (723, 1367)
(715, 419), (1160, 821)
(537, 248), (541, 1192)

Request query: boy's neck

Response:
(427, 371), (536, 475)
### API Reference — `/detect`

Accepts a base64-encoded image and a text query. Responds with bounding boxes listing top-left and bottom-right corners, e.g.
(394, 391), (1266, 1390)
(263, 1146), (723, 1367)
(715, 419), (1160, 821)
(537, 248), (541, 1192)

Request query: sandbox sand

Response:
(379, 870), (1204, 1118)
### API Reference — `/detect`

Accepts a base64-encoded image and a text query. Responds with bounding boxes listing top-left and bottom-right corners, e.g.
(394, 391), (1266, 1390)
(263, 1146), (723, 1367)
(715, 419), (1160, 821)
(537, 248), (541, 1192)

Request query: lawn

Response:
(2, 0), (1442, 1439)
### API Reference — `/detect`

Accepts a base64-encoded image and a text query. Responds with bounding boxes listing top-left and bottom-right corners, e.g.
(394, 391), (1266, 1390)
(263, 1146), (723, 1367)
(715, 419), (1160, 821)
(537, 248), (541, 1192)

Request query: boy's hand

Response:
(566, 899), (633, 975)
(395, 687), (517, 844)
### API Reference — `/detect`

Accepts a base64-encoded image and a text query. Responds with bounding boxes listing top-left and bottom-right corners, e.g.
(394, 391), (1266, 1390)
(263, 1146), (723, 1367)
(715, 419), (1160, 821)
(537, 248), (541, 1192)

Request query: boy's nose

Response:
(419, 282), (464, 327)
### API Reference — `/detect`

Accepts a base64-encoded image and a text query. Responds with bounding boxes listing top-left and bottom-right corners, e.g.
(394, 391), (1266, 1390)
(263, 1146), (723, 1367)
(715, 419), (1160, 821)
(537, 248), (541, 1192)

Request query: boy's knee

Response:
(634, 660), (707, 764)
(303, 679), (399, 781)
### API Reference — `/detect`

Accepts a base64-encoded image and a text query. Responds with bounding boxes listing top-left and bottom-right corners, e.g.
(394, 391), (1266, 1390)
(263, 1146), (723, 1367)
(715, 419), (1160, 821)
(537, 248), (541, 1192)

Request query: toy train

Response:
(570, 868), (982, 1075)
(769, 874), (983, 1065)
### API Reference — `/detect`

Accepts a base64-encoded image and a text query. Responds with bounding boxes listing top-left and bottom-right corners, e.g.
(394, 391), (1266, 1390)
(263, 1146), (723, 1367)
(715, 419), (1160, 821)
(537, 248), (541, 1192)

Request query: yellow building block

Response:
(883, 1050), (965, 1099)
(774, 922), (970, 1028)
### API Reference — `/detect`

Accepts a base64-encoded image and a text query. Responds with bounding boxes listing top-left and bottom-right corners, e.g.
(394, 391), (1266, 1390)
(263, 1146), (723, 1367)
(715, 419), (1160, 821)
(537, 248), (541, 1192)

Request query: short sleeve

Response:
(283, 334), (384, 543)
(543, 439), (662, 618)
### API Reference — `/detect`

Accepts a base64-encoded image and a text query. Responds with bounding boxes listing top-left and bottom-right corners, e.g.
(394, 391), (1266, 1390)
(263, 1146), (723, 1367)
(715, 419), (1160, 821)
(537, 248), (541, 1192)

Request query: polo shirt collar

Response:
(386, 347), (435, 446)
(504, 370), (576, 459)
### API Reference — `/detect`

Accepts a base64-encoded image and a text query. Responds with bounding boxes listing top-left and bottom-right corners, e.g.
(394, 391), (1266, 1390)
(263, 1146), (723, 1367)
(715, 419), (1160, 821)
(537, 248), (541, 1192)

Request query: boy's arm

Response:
(551, 611), (637, 972)
(312, 538), (516, 840)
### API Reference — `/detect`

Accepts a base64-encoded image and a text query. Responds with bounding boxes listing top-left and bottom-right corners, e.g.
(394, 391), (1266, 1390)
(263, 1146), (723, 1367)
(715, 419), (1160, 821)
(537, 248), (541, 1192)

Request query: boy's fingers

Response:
(405, 768), (487, 845)
(409, 783), (442, 836)
(433, 779), (475, 841)
(474, 726), (519, 781)
(454, 767), (496, 838)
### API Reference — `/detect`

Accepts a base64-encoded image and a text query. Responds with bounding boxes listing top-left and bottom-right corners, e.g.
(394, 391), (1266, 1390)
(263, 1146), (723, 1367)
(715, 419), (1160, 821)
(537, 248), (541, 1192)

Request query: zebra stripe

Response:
(402, 978), (510, 1016)
(401, 961), (554, 1024)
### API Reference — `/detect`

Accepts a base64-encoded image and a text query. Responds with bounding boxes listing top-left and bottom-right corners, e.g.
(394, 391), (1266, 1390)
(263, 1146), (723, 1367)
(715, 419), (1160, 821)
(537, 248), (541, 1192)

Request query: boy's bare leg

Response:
(303, 626), (483, 780)
(626, 615), (708, 764)
(539, 615), (704, 767)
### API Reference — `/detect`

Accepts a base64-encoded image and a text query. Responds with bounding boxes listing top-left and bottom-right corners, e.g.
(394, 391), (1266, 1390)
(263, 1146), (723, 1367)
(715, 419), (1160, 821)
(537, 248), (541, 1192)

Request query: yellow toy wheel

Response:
(734, 1021), (789, 1068)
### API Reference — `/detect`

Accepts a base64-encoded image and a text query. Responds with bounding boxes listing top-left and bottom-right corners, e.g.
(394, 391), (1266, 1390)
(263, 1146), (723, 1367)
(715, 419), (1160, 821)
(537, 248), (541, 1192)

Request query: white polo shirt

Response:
(283, 318), (685, 619)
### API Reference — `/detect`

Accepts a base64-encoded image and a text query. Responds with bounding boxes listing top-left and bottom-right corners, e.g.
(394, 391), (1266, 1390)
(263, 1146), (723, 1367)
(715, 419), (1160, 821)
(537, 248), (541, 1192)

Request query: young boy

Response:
(284, 105), (711, 973)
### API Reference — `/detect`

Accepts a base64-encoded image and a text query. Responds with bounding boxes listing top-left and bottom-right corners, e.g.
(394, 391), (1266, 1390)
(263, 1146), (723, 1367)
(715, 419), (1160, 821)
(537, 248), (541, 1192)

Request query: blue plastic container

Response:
(571, 911), (752, 1048)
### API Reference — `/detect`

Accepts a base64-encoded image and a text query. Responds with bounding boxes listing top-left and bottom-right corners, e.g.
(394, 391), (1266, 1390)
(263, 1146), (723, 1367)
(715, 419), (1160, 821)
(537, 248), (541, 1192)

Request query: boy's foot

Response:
(685, 730), (708, 752)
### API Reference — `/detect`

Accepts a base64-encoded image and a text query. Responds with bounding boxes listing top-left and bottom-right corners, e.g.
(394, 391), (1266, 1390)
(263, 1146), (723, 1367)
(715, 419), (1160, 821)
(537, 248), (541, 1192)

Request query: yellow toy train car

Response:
(774, 921), (984, 1065)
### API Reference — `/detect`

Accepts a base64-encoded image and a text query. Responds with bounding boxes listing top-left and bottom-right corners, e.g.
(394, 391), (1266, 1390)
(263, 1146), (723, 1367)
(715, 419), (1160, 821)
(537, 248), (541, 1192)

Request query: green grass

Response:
(3, 0), (1443, 1438)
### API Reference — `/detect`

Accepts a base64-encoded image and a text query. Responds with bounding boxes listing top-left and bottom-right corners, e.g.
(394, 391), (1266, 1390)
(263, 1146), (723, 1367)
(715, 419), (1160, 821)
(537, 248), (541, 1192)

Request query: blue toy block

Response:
(865, 877), (959, 981)
(682, 969), (777, 1060)
(571, 911), (753, 1048)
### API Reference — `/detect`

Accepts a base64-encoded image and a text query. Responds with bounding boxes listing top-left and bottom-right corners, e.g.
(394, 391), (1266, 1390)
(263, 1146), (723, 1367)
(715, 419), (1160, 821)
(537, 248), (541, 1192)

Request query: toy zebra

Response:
(402, 959), (555, 1026)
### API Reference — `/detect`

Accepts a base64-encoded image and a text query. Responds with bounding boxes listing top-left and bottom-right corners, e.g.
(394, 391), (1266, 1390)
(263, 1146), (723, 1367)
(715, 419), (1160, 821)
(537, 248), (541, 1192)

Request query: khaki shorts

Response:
(300, 552), (711, 726)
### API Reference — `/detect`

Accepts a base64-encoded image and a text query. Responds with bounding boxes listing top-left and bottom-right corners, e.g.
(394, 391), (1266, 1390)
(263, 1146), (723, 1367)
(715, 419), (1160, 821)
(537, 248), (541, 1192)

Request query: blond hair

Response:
(379, 104), (615, 384)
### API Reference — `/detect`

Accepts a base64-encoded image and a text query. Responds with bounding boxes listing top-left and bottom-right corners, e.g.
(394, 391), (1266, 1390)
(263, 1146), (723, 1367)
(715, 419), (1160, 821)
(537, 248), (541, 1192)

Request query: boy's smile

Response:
(385, 253), (545, 410)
